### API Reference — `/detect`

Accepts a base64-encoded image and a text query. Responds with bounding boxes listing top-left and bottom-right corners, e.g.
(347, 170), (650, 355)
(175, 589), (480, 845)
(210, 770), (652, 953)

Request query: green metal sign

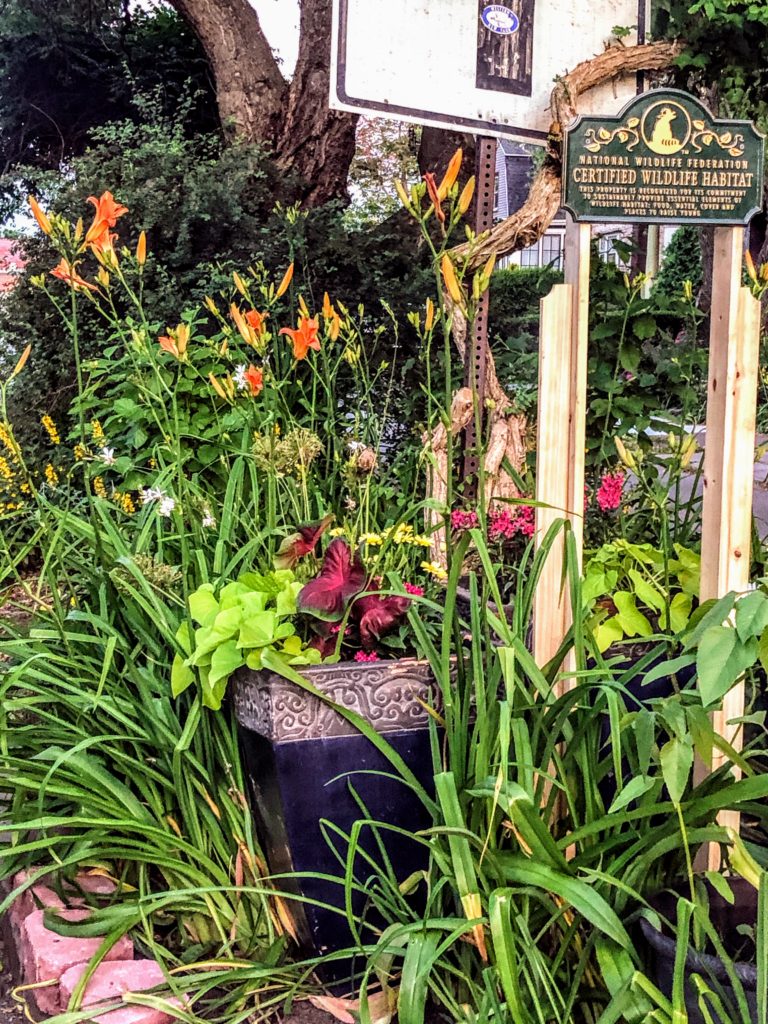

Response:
(563, 89), (764, 225)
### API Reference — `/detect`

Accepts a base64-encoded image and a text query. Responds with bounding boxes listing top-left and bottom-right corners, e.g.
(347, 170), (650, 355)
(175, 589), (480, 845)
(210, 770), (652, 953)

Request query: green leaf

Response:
(705, 871), (735, 905)
(634, 709), (655, 775)
(759, 625), (768, 673)
(660, 736), (693, 804)
(627, 569), (666, 613)
(188, 584), (219, 626)
(613, 592), (653, 638)
(665, 592), (693, 633)
(736, 591), (768, 643)
(595, 616), (624, 652)
(608, 775), (656, 814)
(632, 314), (657, 340)
(697, 625), (758, 707)
(501, 856), (632, 948)
(208, 639), (243, 688)
(171, 653), (195, 699)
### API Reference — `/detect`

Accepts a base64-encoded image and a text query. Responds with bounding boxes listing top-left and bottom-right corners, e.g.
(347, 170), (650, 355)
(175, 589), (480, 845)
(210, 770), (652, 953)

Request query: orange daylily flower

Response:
(50, 259), (98, 292)
(279, 316), (321, 360)
(321, 293), (341, 340)
(245, 309), (268, 335)
(85, 191), (128, 251)
(28, 195), (52, 235)
(423, 172), (445, 224)
(158, 323), (190, 360)
(244, 364), (264, 397)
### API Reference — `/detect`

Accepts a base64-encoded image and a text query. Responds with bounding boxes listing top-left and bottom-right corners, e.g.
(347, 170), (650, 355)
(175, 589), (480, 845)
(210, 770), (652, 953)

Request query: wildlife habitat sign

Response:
(330, 0), (649, 144)
(563, 89), (764, 225)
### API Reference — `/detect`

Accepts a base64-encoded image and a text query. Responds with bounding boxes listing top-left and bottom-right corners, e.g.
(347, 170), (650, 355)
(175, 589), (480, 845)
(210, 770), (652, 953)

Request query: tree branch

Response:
(455, 40), (684, 271)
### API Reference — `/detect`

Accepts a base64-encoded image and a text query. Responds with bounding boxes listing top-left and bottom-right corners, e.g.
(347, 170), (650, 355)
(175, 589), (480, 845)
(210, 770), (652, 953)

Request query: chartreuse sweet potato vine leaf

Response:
(171, 569), (321, 710)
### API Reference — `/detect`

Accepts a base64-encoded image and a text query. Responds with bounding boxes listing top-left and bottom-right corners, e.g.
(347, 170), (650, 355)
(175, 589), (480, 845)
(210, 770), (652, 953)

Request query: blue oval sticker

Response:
(481, 5), (520, 34)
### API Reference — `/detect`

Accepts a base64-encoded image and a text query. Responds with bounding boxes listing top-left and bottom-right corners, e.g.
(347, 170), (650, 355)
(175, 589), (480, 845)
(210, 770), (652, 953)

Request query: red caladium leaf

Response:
(297, 539), (367, 622)
(274, 514), (334, 570)
(352, 587), (410, 650)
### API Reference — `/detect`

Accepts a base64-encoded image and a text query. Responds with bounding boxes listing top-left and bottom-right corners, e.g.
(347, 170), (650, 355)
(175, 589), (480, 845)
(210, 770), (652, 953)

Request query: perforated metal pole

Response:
(462, 137), (496, 484)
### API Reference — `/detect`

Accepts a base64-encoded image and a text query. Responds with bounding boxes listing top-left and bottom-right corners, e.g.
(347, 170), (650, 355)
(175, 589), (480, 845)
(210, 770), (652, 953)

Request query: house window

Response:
(541, 233), (564, 270)
(597, 233), (627, 267)
(517, 231), (564, 269)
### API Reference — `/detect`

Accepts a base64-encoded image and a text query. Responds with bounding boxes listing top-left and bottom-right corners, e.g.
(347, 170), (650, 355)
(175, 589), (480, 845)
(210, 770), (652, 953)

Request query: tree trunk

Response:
(169, 0), (358, 206)
(169, 0), (287, 145)
(277, 0), (358, 207)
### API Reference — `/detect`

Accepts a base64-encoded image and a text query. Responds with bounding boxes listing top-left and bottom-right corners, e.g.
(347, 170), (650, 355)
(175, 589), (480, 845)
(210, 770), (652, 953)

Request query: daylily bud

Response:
(441, 254), (464, 305)
(614, 436), (636, 470)
(10, 343), (31, 380)
(298, 294), (309, 318)
(28, 195), (52, 236)
(136, 231), (147, 267)
(679, 433), (697, 469)
(204, 296), (218, 315)
(97, 268), (110, 288)
(233, 271), (247, 296)
(726, 827), (762, 889)
(394, 179), (413, 212)
(683, 279), (693, 301)
(424, 298), (435, 333)
(458, 176), (475, 215)
(745, 250), (758, 284)
(438, 148), (463, 200)
(275, 262), (294, 299)
(74, 218), (84, 244)
(209, 373), (229, 402)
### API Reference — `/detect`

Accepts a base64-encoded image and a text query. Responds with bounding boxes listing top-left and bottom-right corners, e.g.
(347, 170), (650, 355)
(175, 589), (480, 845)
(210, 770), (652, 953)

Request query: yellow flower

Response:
(329, 527), (346, 537)
(0, 456), (12, 480)
(41, 414), (60, 445)
(93, 476), (107, 498)
(120, 492), (136, 514)
(421, 560), (448, 580)
(411, 535), (433, 548)
(0, 423), (19, 458)
(44, 463), (59, 488)
(73, 443), (87, 461)
(360, 533), (383, 546)
(91, 420), (106, 445)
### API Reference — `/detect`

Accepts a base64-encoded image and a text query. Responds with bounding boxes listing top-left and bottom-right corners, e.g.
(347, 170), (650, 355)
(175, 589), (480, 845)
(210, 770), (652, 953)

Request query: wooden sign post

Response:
(535, 88), (764, 850)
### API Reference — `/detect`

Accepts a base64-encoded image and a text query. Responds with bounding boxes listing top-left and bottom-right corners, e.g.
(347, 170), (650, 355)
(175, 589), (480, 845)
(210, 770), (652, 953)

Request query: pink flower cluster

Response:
(488, 504), (535, 542)
(354, 650), (379, 663)
(596, 471), (625, 512)
(450, 508), (479, 532)
(404, 582), (424, 596)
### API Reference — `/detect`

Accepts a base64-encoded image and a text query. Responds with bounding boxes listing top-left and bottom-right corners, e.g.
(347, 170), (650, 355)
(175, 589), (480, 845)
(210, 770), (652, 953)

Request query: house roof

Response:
(0, 238), (25, 291)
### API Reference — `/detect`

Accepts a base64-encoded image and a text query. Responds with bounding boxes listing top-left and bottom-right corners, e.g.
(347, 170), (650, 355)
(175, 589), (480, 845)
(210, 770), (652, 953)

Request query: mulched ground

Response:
(0, 935), (25, 1024)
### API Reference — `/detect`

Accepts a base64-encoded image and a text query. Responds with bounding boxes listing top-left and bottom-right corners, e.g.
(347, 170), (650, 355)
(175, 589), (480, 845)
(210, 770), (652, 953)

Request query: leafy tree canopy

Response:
(0, 0), (216, 213)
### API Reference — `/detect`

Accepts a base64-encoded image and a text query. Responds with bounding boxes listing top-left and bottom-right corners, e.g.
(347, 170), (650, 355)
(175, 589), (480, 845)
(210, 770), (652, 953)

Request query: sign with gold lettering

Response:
(563, 89), (764, 225)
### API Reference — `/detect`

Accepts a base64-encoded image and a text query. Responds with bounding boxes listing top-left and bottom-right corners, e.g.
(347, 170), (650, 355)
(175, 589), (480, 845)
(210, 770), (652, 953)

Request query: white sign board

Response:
(331, 0), (648, 143)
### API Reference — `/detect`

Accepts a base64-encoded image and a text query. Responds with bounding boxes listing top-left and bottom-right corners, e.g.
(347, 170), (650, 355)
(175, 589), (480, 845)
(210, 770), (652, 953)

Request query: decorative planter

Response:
(232, 659), (438, 975)
(639, 880), (758, 1024)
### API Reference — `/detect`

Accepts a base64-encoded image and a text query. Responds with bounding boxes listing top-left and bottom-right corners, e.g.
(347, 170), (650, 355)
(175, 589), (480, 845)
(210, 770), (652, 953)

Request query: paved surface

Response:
(671, 431), (768, 538)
